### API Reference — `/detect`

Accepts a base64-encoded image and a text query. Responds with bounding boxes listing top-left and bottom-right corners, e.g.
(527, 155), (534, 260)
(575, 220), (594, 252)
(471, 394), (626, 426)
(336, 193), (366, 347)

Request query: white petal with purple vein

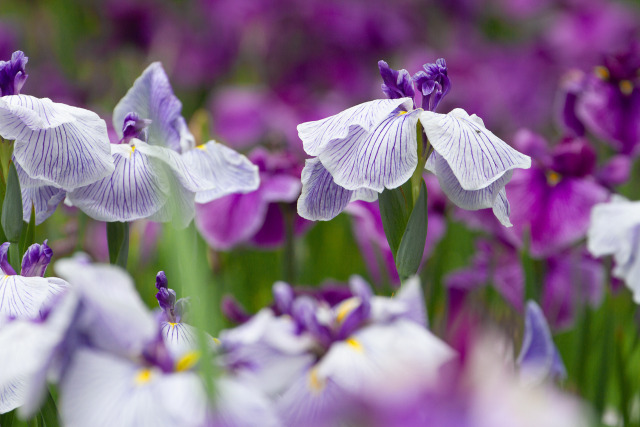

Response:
(0, 95), (114, 190)
(0, 378), (26, 414)
(181, 140), (260, 203)
(0, 275), (69, 319)
(113, 63), (194, 153)
(21, 185), (66, 224)
(319, 108), (421, 192)
(297, 158), (377, 221)
(433, 152), (513, 226)
(420, 108), (531, 191)
(298, 98), (412, 156)
(67, 143), (169, 223)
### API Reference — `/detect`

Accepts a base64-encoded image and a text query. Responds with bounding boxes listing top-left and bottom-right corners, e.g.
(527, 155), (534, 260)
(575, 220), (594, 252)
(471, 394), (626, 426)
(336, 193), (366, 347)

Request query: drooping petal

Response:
(432, 152), (513, 226)
(420, 108), (531, 191)
(517, 301), (567, 384)
(113, 62), (195, 153)
(319, 107), (421, 192)
(180, 140), (259, 203)
(0, 274), (69, 319)
(67, 143), (170, 223)
(298, 98), (412, 157)
(21, 184), (66, 224)
(297, 158), (377, 221)
(0, 378), (26, 414)
(0, 95), (114, 190)
(59, 349), (210, 427)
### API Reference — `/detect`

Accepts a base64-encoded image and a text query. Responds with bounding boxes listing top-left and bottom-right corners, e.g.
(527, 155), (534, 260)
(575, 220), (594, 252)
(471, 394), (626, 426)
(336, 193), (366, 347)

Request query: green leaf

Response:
(106, 221), (129, 269)
(379, 180), (413, 257)
(0, 410), (16, 427)
(19, 205), (36, 255)
(2, 162), (23, 243)
(39, 390), (60, 427)
(395, 180), (428, 279)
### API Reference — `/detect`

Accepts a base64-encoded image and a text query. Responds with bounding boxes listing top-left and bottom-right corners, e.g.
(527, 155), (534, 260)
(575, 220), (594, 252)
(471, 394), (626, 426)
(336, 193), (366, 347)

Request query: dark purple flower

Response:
(20, 241), (53, 278)
(155, 271), (178, 323)
(0, 242), (16, 275)
(378, 60), (415, 101)
(413, 58), (450, 111)
(0, 51), (28, 97)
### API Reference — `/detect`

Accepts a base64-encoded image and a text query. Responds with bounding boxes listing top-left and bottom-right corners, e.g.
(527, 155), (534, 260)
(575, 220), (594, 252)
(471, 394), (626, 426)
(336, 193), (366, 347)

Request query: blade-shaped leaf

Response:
(2, 162), (23, 243)
(378, 179), (413, 257)
(396, 180), (428, 279)
(106, 221), (129, 269)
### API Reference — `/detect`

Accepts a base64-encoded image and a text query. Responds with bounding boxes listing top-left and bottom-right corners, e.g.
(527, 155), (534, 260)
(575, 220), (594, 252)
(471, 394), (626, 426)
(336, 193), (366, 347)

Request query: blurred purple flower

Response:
(195, 148), (310, 249)
(0, 50), (27, 96)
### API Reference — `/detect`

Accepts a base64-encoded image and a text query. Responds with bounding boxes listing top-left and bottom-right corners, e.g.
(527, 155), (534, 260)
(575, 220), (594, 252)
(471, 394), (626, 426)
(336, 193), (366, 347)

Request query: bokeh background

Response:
(2, 0), (640, 420)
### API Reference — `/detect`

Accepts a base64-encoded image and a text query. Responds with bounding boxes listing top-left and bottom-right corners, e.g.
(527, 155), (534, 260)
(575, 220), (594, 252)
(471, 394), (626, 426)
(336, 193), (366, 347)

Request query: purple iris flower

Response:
(0, 51), (114, 225)
(561, 44), (640, 156)
(220, 276), (453, 426)
(505, 130), (609, 257)
(297, 59), (531, 225)
(195, 148), (311, 249)
(345, 174), (447, 285)
(447, 238), (604, 329)
(67, 62), (259, 226)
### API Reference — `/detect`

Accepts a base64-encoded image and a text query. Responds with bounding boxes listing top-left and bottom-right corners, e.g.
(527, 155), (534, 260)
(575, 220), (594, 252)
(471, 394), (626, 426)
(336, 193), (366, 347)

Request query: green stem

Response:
(281, 203), (296, 284)
(106, 222), (129, 269)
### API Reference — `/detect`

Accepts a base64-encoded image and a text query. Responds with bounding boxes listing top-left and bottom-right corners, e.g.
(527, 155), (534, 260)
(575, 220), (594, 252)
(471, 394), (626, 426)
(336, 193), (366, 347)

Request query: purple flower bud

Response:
(121, 112), (152, 143)
(20, 241), (53, 277)
(0, 242), (16, 275)
(0, 51), (28, 97)
(155, 271), (177, 322)
(413, 58), (451, 111)
(597, 155), (631, 188)
(221, 295), (251, 324)
(378, 60), (415, 101)
(273, 281), (294, 315)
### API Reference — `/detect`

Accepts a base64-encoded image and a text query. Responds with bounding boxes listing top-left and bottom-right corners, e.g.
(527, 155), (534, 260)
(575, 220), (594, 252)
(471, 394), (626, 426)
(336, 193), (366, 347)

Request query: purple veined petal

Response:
(21, 184), (66, 224)
(67, 143), (170, 223)
(432, 152), (514, 226)
(0, 274), (69, 319)
(160, 321), (217, 361)
(180, 140), (260, 204)
(0, 95), (114, 191)
(21, 241), (53, 278)
(420, 108), (531, 191)
(146, 172), (197, 229)
(517, 301), (567, 385)
(0, 289), (79, 418)
(298, 98), (412, 157)
(319, 107), (421, 192)
(0, 378), (26, 414)
(297, 158), (378, 221)
(59, 349), (210, 427)
(54, 257), (158, 357)
(113, 62), (195, 153)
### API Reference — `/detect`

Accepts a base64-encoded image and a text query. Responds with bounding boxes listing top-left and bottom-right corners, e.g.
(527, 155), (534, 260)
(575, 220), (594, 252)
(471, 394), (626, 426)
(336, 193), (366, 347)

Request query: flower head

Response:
(378, 60), (415, 101)
(413, 58), (451, 111)
(0, 51), (28, 96)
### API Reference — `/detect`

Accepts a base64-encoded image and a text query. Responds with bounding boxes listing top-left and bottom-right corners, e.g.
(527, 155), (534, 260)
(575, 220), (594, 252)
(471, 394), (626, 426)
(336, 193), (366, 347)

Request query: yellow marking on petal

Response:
(335, 297), (359, 323)
(620, 80), (633, 96)
(195, 144), (207, 151)
(176, 351), (200, 372)
(213, 337), (221, 344)
(594, 66), (610, 81)
(546, 171), (561, 186)
(168, 322), (177, 327)
(308, 367), (325, 393)
(129, 145), (136, 158)
(346, 338), (364, 353)
(134, 368), (153, 385)
(397, 111), (408, 116)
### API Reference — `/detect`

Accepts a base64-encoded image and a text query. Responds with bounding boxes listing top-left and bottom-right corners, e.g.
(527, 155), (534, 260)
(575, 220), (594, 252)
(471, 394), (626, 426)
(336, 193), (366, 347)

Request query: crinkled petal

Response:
(59, 349), (209, 427)
(67, 143), (170, 223)
(21, 184), (66, 224)
(517, 301), (567, 384)
(433, 152), (513, 226)
(319, 108), (421, 192)
(113, 62), (194, 153)
(0, 274), (69, 319)
(297, 158), (377, 221)
(420, 108), (531, 191)
(181, 140), (259, 203)
(0, 95), (114, 190)
(298, 98), (412, 156)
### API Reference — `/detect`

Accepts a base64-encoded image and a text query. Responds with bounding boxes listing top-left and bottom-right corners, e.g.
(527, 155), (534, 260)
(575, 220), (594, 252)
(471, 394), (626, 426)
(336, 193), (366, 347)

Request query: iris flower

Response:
(0, 51), (114, 224)
(297, 59), (531, 226)
(67, 62), (259, 226)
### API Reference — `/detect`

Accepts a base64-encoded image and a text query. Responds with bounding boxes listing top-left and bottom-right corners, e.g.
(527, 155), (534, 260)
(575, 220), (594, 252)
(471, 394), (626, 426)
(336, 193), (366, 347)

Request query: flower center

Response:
(134, 368), (154, 385)
(546, 171), (561, 186)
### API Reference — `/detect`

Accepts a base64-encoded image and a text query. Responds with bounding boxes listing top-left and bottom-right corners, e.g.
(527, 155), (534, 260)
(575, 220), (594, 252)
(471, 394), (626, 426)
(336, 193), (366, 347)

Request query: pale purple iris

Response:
(0, 51), (114, 225)
(67, 62), (259, 226)
(195, 148), (310, 249)
(297, 59), (531, 225)
(505, 130), (609, 257)
(220, 276), (453, 426)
